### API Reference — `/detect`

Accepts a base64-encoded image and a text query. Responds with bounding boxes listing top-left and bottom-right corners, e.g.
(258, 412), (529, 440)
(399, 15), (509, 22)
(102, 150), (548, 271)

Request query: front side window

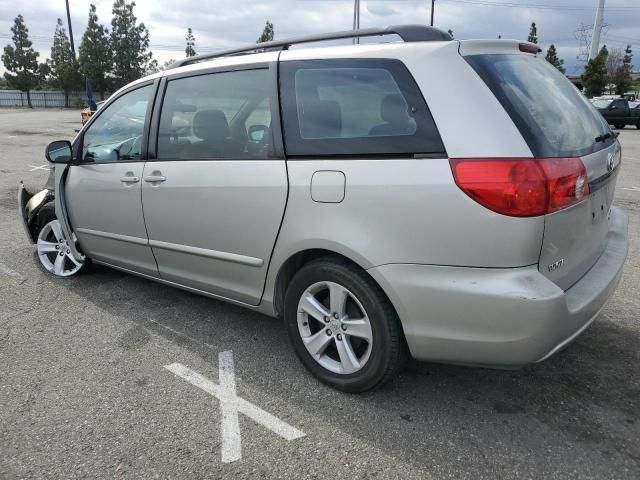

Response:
(82, 84), (153, 162)
(280, 59), (445, 157)
(157, 69), (273, 160)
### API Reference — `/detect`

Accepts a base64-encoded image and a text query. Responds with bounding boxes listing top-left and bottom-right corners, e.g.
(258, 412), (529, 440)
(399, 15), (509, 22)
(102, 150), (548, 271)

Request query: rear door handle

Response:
(120, 175), (140, 183)
(142, 170), (167, 183)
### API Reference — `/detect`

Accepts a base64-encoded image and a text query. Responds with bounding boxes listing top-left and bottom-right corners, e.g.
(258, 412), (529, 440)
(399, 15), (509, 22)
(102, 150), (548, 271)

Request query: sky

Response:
(0, 0), (638, 77)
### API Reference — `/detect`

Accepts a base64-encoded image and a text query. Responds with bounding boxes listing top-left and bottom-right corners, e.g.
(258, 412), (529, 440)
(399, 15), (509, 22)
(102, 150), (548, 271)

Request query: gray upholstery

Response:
(300, 100), (342, 139)
(369, 94), (415, 137)
(189, 109), (242, 157)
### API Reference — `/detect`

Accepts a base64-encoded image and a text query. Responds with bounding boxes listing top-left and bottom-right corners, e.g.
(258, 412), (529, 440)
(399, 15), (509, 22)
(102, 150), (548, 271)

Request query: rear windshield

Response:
(466, 54), (611, 157)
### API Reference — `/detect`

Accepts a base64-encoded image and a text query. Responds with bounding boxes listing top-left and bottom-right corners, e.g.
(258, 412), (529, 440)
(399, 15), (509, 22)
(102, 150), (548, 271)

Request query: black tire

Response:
(35, 202), (56, 236)
(614, 123), (625, 130)
(636, 120), (640, 130)
(284, 257), (407, 393)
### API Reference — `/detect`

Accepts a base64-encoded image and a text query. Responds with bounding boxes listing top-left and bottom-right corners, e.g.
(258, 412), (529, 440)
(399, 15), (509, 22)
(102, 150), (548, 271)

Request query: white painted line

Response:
(165, 351), (305, 464)
(622, 187), (640, 192)
(0, 263), (20, 278)
(29, 165), (49, 172)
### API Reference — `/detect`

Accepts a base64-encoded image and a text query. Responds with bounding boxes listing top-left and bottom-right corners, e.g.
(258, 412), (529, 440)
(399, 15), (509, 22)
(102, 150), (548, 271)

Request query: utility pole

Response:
(430, 0), (436, 27)
(352, 0), (360, 44)
(65, 0), (76, 58)
(588, 0), (605, 60)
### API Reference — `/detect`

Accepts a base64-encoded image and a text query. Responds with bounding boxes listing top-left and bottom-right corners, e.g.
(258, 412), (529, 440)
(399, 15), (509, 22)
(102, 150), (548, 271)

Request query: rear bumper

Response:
(367, 207), (629, 367)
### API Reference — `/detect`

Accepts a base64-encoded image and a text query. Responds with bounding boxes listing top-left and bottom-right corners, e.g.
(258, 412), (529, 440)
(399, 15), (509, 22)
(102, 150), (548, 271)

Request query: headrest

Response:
(381, 94), (411, 124)
(193, 109), (230, 142)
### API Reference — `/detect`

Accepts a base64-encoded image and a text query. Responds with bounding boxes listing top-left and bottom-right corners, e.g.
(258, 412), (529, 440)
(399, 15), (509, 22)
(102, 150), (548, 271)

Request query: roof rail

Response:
(167, 24), (452, 70)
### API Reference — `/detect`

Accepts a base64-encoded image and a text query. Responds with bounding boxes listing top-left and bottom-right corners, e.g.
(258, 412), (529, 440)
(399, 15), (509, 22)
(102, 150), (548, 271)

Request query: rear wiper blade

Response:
(595, 132), (613, 143)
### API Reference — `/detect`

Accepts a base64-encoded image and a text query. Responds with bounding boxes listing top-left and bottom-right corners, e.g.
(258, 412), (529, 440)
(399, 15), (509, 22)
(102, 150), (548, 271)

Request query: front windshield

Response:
(592, 99), (613, 109)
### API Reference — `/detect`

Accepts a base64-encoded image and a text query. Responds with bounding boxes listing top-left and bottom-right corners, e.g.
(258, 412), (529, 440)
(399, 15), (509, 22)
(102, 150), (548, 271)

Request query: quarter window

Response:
(280, 59), (445, 157)
(157, 69), (274, 160)
(82, 84), (153, 162)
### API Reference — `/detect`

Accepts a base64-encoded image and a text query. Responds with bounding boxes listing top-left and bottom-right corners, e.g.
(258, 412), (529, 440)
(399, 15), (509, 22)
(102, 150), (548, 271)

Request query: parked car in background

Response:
(80, 100), (106, 125)
(596, 97), (640, 129)
(19, 25), (628, 392)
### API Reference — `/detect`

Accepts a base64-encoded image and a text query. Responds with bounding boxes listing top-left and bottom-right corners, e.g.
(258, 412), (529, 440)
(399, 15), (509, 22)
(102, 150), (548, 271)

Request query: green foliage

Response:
(1, 15), (39, 107)
(582, 46), (608, 97)
(545, 44), (565, 74)
(110, 0), (153, 89)
(48, 19), (81, 106)
(257, 21), (274, 43)
(79, 4), (112, 98)
(612, 44), (633, 95)
(186, 27), (196, 57)
(527, 22), (537, 44)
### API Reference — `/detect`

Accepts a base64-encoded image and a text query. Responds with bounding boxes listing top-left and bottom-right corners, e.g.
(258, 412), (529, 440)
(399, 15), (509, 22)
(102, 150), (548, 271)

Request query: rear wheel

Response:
(636, 120), (640, 130)
(284, 258), (406, 392)
(614, 123), (625, 130)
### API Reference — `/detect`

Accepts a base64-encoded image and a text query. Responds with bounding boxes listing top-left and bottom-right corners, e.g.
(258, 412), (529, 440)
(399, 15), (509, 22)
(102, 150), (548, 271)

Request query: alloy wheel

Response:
(37, 219), (83, 277)
(297, 281), (373, 375)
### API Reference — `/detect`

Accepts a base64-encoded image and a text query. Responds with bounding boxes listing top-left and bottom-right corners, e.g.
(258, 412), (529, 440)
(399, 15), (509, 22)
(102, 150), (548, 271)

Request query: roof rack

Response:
(168, 24), (452, 70)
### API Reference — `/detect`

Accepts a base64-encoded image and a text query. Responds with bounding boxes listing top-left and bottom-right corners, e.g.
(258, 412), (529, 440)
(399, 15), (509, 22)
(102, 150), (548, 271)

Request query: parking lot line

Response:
(165, 351), (305, 464)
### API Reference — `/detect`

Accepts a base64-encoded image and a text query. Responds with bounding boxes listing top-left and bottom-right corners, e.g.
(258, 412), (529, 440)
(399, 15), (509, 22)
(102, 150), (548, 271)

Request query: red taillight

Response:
(449, 158), (589, 217)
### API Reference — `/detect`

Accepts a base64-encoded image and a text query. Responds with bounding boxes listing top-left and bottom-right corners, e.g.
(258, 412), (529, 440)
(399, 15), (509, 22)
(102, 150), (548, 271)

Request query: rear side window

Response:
(280, 59), (445, 157)
(465, 54), (610, 157)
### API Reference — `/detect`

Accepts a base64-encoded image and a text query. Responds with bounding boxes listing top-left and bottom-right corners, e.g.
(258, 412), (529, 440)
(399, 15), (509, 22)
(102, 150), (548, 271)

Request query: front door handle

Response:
(120, 175), (140, 183)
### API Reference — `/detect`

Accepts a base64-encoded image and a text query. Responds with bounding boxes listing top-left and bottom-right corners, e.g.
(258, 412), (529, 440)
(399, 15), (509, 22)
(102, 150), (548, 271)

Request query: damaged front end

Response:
(18, 168), (55, 243)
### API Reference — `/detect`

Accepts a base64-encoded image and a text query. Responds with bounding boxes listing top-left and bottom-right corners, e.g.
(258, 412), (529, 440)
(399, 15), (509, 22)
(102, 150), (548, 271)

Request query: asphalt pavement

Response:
(0, 109), (639, 479)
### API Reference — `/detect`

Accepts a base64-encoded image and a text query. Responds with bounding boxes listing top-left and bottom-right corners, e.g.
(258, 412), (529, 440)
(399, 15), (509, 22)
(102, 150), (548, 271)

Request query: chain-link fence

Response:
(0, 90), (91, 108)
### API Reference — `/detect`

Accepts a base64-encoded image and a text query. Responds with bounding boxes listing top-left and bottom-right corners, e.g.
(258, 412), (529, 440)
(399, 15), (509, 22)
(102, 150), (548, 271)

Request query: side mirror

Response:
(248, 125), (269, 142)
(609, 105), (617, 110)
(45, 140), (73, 163)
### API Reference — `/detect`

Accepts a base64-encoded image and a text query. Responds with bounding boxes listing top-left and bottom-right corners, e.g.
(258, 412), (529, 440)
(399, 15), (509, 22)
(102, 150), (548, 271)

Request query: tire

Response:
(284, 257), (407, 392)
(636, 120), (640, 130)
(614, 123), (625, 130)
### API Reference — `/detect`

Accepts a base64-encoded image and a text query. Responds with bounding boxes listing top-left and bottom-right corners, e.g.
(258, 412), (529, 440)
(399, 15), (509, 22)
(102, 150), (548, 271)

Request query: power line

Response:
(439, 0), (640, 11)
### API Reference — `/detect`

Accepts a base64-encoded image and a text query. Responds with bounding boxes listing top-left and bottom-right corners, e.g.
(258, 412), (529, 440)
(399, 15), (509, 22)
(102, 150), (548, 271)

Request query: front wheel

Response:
(36, 218), (84, 277)
(284, 258), (406, 392)
(614, 123), (625, 130)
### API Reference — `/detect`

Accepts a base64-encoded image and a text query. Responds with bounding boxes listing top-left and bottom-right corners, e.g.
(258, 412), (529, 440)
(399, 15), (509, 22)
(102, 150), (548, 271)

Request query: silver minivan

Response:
(19, 26), (628, 392)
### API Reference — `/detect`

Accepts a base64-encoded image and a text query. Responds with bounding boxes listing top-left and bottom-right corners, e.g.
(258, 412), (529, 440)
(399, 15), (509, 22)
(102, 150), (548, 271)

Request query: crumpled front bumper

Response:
(18, 182), (52, 243)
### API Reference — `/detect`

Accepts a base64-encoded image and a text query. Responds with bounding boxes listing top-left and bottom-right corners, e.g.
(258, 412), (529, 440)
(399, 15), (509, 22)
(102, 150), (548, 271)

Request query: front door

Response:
(141, 66), (287, 305)
(66, 83), (158, 277)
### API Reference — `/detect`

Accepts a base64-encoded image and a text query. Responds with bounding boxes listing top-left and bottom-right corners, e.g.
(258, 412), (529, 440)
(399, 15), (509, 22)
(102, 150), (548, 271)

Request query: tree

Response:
(257, 21), (274, 43)
(527, 22), (537, 44)
(185, 27), (196, 57)
(545, 44), (565, 74)
(48, 19), (81, 107)
(78, 4), (112, 99)
(612, 44), (633, 96)
(159, 58), (176, 71)
(1, 15), (39, 107)
(110, 0), (153, 89)
(581, 46), (608, 98)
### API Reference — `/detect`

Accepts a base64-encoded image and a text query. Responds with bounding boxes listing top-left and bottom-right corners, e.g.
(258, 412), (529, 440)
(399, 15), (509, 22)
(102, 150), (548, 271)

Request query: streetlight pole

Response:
(352, 0), (360, 44)
(65, 0), (76, 58)
(588, 0), (605, 61)
(430, 0), (435, 27)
